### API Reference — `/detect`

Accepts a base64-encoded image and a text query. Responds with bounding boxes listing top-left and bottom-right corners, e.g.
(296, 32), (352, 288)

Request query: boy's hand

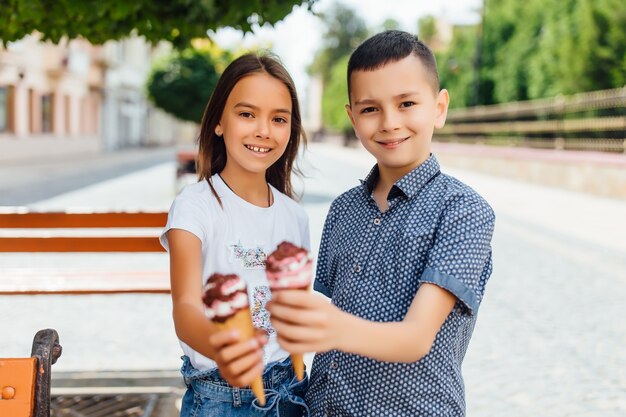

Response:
(208, 328), (267, 387)
(268, 290), (346, 354)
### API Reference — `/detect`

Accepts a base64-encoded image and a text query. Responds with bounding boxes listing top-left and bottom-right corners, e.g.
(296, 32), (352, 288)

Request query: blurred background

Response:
(0, 0), (624, 416)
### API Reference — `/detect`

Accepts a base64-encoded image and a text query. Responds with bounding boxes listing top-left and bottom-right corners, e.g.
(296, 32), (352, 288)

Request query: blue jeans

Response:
(179, 356), (309, 417)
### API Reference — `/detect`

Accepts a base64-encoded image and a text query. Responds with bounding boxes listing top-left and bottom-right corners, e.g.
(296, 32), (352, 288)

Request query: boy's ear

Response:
(434, 89), (450, 129)
(345, 103), (356, 127)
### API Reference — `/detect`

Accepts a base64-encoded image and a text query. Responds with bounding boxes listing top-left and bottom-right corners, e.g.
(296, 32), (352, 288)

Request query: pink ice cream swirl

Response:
(266, 241), (313, 290)
(202, 273), (249, 322)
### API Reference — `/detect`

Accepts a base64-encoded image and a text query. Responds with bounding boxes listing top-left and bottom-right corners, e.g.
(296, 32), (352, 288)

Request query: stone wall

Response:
(433, 142), (626, 200)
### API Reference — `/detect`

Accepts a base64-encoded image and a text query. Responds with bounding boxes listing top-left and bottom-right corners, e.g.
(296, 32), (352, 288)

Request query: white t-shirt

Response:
(160, 174), (310, 371)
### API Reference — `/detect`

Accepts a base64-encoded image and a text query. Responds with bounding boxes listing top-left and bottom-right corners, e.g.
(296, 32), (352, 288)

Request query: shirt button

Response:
(353, 264), (362, 273)
(330, 361), (339, 369)
(373, 218), (381, 225)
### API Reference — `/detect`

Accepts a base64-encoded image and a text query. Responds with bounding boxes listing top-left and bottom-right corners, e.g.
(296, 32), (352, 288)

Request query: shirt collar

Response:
(361, 154), (441, 200)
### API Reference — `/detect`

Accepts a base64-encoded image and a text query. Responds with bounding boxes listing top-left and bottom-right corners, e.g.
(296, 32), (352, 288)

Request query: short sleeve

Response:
(313, 199), (340, 297)
(421, 197), (495, 315)
(159, 191), (209, 252)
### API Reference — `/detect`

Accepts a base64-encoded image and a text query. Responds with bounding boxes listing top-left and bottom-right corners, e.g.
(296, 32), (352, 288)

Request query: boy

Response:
(268, 30), (495, 416)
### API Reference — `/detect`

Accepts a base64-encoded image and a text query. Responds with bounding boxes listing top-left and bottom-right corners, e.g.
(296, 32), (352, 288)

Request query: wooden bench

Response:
(0, 329), (62, 417)
(0, 211), (170, 294)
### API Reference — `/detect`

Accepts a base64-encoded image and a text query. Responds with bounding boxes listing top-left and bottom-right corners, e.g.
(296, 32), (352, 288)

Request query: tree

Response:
(321, 55), (354, 142)
(0, 0), (315, 48)
(382, 18), (400, 32)
(308, 4), (368, 83)
(147, 47), (227, 123)
(437, 25), (479, 108)
(418, 15), (437, 45)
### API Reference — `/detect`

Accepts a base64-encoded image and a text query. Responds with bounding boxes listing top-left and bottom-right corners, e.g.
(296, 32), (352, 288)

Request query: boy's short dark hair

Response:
(347, 30), (440, 100)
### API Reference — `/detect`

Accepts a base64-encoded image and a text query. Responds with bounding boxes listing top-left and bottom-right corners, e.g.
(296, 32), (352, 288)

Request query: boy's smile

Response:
(376, 136), (410, 148)
(346, 54), (449, 180)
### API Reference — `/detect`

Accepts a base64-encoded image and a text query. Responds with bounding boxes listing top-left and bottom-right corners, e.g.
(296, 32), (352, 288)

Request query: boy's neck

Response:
(373, 155), (430, 211)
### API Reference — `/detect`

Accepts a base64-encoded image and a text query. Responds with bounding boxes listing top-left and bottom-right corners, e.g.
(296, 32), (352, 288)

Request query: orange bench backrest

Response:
(0, 211), (167, 253)
(0, 357), (36, 417)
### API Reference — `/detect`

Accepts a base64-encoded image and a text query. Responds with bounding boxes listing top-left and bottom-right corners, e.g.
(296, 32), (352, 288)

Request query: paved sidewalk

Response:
(0, 141), (624, 416)
(0, 146), (177, 206)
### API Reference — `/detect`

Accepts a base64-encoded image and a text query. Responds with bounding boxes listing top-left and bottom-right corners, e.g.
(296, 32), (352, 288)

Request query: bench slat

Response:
(0, 269), (170, 294)
(0, 212), (167, 228)
(0, 237), (165, 252)
(0, 357), (36, 417)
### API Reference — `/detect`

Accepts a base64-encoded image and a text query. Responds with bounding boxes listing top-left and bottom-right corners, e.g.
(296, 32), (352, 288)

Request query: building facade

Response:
(0, 34), (189, 163)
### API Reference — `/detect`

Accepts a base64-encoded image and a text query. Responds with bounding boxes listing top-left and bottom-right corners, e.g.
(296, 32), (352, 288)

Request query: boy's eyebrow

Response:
(234, 102), (291, 115)
(354, 92), (420, 106)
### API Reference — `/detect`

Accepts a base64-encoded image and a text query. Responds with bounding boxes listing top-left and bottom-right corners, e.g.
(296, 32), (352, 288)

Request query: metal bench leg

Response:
(30, 329), (62, 417)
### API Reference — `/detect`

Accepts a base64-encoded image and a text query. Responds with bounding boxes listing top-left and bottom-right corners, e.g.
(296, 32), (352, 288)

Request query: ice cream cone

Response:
(203, 273), (266, 406)
(291, 351), (305, 381)
(214, 309), (266, 405)
(266, 242), (313, 381)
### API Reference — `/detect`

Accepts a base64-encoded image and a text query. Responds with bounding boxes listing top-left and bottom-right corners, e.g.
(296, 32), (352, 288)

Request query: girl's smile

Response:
(244, 144), (273, 154)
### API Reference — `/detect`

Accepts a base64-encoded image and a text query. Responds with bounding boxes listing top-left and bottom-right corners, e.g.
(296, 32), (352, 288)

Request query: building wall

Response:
(0, 35), (103, 161)
(0, 35), (187, 162)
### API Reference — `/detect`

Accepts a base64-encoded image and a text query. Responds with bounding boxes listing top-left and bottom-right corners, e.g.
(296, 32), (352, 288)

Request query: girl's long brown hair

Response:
(196, 53), (306, 204)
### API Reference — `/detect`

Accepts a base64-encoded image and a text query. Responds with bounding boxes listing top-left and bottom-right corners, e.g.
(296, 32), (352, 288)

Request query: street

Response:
(1, 141), (625, 416)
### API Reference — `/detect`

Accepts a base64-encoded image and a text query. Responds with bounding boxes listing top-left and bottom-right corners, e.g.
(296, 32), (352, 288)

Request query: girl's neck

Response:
(218, 167), (272, 208)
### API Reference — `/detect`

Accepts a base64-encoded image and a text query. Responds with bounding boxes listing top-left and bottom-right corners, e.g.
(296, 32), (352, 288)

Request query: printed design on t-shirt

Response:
(228, 240), (267, 269)
(251, 285), (274, 335)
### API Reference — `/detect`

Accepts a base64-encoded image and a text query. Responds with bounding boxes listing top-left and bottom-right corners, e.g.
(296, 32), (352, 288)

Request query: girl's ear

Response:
(214, 124), (223, 137)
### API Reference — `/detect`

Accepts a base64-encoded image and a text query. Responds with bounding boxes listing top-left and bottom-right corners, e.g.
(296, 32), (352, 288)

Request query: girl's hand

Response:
(208, 328), (268, 387)
(267, 290), (346, 354)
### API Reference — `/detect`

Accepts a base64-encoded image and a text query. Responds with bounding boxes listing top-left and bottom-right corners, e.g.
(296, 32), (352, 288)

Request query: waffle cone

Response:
(291, 353), (305, 381)
(270, 283), (310, 381)
(215, 308), (266, 406)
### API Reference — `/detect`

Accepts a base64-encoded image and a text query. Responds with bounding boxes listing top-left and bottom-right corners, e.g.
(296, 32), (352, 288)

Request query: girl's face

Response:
(216, 72), (292, 177)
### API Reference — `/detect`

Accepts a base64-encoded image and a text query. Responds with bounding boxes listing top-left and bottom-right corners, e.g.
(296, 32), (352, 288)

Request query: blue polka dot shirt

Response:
(306, 155), (495, 417)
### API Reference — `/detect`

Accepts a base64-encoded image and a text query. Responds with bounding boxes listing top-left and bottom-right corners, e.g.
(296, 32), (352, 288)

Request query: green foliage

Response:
(439, 0), (626, 106)
(417, 15), (437, 45)
(437, 25), (479, 108)
(147, 48), (225, 122)
(308, 3), (368, 82)
(0, 0), (315, 48)
(382, 18), (400, 31)
(321, 56), (352, 134)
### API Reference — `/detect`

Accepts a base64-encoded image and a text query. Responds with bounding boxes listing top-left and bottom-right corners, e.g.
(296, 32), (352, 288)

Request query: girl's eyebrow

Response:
(234, 102), (291, 115)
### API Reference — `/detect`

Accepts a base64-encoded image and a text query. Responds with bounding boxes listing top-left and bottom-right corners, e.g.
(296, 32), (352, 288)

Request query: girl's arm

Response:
(267, 283), (456, 363)
(168, 229), (266, 385)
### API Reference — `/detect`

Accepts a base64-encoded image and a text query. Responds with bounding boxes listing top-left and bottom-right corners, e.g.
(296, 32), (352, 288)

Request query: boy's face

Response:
(346, 54), (449, 177)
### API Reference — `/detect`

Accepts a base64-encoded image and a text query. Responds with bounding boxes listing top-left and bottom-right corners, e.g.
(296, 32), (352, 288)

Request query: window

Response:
(0, 87), (7, 132)
(41, 94), (53, 133)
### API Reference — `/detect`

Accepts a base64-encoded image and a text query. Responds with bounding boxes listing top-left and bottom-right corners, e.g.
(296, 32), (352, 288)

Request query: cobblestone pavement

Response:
(1, 142), (624, 416)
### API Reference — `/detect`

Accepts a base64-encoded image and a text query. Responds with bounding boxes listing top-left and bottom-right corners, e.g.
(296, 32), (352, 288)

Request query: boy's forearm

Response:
(335, 283), (456, 362)
(336, 311), (433, 363)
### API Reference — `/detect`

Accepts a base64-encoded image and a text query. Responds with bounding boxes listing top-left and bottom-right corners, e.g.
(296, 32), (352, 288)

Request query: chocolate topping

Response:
(202, 273), (248, 322)
(266, 241), (308, 272)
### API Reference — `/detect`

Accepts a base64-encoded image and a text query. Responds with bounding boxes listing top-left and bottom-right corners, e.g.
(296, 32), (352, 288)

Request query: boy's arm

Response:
(269, 282), (455, 362)
(312, 199), (341, 297)
(168, 229), (266, 385)
(269, 198), (495, 362)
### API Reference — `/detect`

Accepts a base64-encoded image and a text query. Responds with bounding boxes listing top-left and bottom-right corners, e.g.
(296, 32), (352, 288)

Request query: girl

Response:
(160, 53), (310, 416)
